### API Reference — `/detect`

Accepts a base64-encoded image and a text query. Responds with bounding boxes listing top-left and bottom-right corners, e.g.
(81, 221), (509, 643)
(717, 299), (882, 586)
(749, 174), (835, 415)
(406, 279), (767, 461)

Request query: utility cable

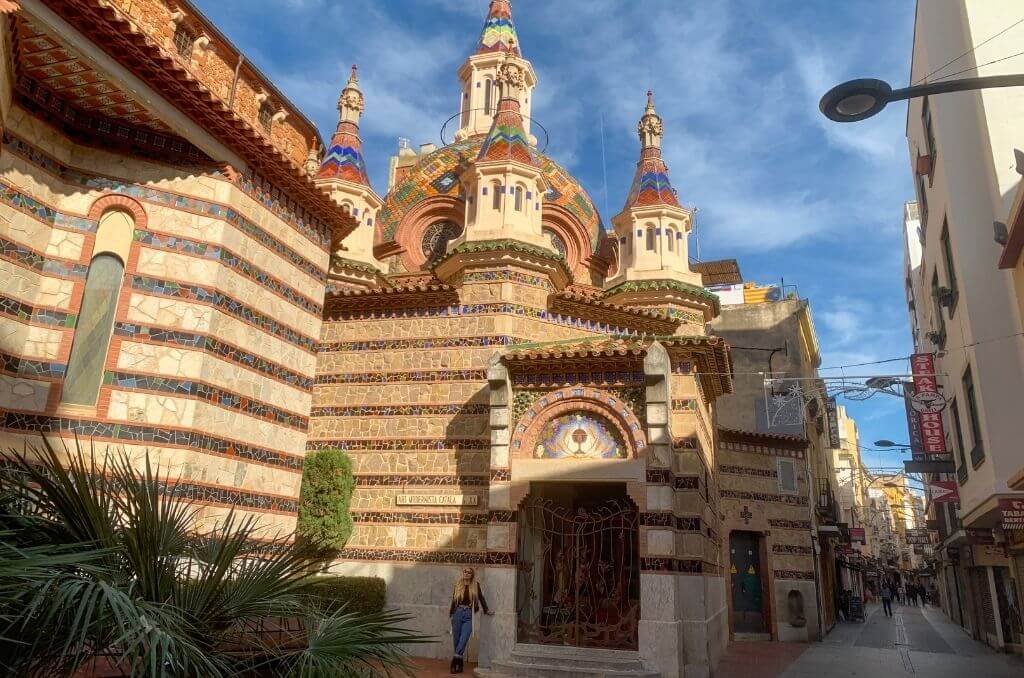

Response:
(913, 17), (1024, 84)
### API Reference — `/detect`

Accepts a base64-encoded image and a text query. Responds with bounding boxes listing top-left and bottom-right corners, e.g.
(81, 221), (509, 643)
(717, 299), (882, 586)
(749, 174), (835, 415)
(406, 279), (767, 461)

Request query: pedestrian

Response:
(449, 567), (491, 674)
(881, 580), (894, 617)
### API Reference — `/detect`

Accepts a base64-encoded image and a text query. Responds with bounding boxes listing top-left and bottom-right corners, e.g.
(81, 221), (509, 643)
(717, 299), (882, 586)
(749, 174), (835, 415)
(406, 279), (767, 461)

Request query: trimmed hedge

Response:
(305, 576), (387, 616)
(297, 449), (354, 552)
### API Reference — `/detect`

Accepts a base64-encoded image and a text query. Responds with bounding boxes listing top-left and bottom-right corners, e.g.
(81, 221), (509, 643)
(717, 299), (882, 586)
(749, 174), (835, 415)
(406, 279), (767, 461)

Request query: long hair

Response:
(452, 569), (480, 608)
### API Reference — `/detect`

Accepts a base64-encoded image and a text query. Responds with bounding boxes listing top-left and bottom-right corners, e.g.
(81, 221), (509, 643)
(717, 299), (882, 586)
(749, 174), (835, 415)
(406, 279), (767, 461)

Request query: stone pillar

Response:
(480, 354), (516, 668)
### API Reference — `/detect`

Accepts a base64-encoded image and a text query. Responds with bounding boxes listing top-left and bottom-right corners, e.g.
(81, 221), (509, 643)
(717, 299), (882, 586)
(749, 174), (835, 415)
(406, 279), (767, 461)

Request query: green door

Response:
(730, 531), (766, 633)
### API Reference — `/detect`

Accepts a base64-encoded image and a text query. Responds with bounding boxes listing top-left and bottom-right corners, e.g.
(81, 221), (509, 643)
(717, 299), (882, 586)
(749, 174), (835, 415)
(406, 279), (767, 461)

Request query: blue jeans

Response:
(451, 606), (473, 658)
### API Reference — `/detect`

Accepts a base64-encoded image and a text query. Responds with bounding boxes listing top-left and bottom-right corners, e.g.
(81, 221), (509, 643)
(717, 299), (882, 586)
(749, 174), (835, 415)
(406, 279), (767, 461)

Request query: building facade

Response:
(708, 278), (839, 641)
(904, 0), (1024, 654)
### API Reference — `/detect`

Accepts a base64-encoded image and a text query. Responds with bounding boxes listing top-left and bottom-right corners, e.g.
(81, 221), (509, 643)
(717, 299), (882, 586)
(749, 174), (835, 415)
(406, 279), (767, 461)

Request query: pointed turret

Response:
(455, 1), (536, 141)
(317, 65), (371, 186)
(476, 0), (521, 56)
(315, 65), (383, 278)
(477, 60), (535, 165)
(624, 91), (680, 209)
(605, 91), (713, 322)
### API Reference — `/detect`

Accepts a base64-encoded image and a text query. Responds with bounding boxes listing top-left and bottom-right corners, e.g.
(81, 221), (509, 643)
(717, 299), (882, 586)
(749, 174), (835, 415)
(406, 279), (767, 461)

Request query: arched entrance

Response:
(515, 482), (640, 650)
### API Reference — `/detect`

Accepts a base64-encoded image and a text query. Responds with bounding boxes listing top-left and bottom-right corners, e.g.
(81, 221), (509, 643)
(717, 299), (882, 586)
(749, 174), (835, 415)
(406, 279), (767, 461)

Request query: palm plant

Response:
(0, 438), (426, 677)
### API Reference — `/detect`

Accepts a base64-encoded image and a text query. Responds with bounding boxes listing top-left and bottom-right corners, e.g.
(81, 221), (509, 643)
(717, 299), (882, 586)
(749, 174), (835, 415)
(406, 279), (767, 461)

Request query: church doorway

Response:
(729, 530), (768, 635)
(515, 482), (640, 650)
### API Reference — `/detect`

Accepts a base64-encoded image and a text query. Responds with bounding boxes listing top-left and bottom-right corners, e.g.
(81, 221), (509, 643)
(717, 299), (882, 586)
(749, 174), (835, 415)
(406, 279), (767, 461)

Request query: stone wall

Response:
(0, 106), (329, 534)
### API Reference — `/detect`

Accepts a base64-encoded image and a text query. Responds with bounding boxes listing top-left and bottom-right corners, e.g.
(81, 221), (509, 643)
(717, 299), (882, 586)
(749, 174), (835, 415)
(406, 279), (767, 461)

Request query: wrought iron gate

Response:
(515, 495), (640, 649)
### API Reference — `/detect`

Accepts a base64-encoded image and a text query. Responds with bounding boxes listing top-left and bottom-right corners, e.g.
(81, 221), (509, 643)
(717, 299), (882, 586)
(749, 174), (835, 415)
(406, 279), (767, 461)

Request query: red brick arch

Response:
(511, 385), (646, 459)
(87, 194), (148, 229)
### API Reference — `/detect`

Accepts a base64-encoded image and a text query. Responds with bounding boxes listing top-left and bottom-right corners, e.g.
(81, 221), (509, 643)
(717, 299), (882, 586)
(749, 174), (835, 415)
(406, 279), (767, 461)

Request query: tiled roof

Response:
(317, 121), (370, 186)
(624, 148), (680, 208)
(549, 290), (681, 335)
(477, 99), (536, 165)
(692, 259), (742, 286)
(504, 337), (646, 362)
(476, 0), (521, 56)
(323, 280), (458, 315)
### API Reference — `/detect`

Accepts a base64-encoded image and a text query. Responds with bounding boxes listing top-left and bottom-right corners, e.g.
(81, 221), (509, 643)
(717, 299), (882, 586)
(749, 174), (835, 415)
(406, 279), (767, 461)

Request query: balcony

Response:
(816, 480), (840, 523)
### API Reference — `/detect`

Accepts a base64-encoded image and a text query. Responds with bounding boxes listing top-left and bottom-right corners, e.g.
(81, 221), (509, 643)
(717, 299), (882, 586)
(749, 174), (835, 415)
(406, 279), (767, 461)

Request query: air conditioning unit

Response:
(915, 152), (933, 176)
(937, 287), (955, 308)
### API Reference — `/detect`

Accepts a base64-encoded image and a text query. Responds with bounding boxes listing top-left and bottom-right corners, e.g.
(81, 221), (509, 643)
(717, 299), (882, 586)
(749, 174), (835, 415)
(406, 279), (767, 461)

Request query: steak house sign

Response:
(911, 353), (947, 454)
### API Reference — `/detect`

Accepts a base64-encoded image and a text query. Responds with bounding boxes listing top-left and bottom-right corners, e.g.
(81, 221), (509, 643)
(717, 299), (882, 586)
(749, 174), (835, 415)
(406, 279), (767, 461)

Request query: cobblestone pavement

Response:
(780, 602), (1024, 678)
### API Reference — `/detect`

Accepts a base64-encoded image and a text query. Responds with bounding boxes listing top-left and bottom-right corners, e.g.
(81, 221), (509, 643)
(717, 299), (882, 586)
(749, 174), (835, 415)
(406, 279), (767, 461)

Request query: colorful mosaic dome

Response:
(378, 137), (604, 253)
(477, 99), (536, 165)
(476, 0), (520, 56)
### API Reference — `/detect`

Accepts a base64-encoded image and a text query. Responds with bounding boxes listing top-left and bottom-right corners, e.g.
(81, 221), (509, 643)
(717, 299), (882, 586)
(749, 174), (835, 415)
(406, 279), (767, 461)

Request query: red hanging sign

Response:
(911, 353), (947, 454)
(999, 497), (1024, 530)
(928, 480), (959, 504)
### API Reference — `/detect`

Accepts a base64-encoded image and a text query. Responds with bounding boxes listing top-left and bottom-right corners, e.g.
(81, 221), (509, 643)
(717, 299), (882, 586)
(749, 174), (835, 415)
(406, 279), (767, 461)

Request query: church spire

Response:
(476, 0), (521, 56)
(624, 90), (679, 208)
(477, 59), (535, 165)
(317, 65), (370, 186)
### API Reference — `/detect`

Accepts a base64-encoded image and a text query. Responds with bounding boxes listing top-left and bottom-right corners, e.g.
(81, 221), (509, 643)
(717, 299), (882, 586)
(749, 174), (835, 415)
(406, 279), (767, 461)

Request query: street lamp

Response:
(819, 74), (1024, 123)
(873, 440), (910, 448)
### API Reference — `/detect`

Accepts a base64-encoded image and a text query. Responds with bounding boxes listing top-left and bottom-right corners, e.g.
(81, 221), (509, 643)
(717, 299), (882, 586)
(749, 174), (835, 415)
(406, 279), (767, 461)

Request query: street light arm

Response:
(891, 74), (1024, 103)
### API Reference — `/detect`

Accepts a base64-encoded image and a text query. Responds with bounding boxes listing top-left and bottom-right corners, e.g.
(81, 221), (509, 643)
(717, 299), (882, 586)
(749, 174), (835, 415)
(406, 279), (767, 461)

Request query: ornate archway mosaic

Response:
(534, 413), (625, 459)
(511, 386), (646, 460)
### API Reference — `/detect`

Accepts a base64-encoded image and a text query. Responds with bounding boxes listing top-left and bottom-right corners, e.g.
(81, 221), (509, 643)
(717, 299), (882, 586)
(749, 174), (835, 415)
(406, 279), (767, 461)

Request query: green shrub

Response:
(297, 448), (354, 552)
(305, 576), (387, 616)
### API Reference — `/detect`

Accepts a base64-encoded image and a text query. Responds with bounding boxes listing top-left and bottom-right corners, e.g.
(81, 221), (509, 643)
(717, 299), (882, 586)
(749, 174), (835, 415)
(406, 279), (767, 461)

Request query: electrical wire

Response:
(931, 49), (1024, 83)
(913, 16), (1024, 85)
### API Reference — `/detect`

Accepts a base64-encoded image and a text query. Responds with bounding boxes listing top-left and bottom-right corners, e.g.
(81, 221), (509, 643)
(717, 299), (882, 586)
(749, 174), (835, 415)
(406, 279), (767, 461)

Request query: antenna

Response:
(692, 207), (701, 261)
(600, 113), (610, 227)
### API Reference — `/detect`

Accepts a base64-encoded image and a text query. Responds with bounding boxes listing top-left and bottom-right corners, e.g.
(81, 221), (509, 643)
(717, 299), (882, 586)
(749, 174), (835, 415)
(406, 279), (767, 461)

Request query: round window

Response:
(421, 221), (463, 264)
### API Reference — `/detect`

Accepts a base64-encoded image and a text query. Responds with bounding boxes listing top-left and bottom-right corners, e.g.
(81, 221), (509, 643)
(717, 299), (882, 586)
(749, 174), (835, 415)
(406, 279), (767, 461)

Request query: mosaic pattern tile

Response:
(773, 544), (813, 555)
(134, 230), (321, 315)
(103, 370), (308, 430)
(113, 322), (314, 390)
(670, 398), (697, 411)
(625, 147), (680, 208)
(0, 349), (65, 379)
(161, 481), (298, 513)
(535, 412), (625, 459)
(463, 270), (553, 289)
(235, 169), (331, 249)
(352, 511), (490, 526)
(490, 469), (511, 482)
(4, 134), (328, 277)
(311, 404), (489, 417)
(640, 512), (674, 527)
(476, 0), (520, 55)
(336, 548), (514, 565)
(306, 437), (489, 452)
(353, 474), (490, 487)
(720, 440), (805, 460)
(0, 294), (75, 327)
(719, 489), (808, 506)
(774, 570), (815, 581)
(315, 369), (486, 385)
(768, 519), (812, 530)
(1, 413), (303, 470)
(718, 464), (777, 478)
(319, 335), (525, 353)
(646, 469), (671, 484)
(332, 302), (645, 337)
(131, 276), (317, 351)
(674, 476), (700, 490)
(512, 371), (645, 389)
(378, 138), (602, 252)
(0, 236), (88, 278)
(317, 122), (370, 186)
(478, 100), (535, 165)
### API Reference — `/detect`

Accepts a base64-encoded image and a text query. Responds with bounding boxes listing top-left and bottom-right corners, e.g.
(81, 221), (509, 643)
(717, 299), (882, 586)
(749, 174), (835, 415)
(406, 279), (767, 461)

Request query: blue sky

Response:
(195, 0), (919, 473)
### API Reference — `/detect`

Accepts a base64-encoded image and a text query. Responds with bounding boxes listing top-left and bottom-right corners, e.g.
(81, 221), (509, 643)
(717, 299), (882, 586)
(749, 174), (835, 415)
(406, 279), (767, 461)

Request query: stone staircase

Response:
(474, 644), (660, 678)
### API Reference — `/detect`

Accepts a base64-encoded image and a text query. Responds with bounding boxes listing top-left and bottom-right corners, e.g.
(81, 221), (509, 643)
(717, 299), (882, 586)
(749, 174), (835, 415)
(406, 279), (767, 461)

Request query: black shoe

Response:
(450, 657), (458, 674)
(456, 657), (464, 673)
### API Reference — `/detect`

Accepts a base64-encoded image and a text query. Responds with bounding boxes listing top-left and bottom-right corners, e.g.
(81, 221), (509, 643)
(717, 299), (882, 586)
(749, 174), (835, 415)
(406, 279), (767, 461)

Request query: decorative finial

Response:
(348, 64), (359, 85)
(337, 64), (365, 122)
(647, 90), (654, 108)
(637, 89), (663, 150)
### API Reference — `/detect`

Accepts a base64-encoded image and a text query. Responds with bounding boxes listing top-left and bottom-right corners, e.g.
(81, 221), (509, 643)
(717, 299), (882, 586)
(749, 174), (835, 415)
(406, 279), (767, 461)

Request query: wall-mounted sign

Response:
(849, 527), (866, 544)
(905, 528), (931, 545)
(928, 480), (960, 504)
(966, 528), (995, 545)
(999, 497), (1024, 530)
(903, 382), (925, 454)
(396, 494), (479, 507)
(911, 353), (947, 454)
(826, 398), (841, 449)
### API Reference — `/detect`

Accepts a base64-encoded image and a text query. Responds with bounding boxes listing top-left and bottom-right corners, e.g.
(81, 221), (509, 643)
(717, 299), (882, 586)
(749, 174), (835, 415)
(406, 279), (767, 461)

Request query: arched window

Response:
(492, 182), (503, 210)
(61, 210), (133, 406)
(666, 228), (675, 252)
(484, 78), (493, 115)
(514, 185), (524, 211)
(421, 220), (464, 264)
(645, 226), (656, 251)
(543, 227), (567, 258)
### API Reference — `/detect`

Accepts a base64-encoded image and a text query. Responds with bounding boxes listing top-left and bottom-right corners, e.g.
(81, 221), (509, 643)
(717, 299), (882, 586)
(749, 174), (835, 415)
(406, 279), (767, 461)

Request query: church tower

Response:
(455, 0), (537, 143)
(315, 65), (383, 281)
(455, 58), (548, 251)
(605, 92), (719, 325)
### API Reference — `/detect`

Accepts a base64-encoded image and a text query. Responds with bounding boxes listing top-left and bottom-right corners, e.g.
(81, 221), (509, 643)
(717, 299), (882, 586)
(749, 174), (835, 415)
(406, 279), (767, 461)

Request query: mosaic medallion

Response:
(535, 412), (625, 459)
(421, 220), (463, 263)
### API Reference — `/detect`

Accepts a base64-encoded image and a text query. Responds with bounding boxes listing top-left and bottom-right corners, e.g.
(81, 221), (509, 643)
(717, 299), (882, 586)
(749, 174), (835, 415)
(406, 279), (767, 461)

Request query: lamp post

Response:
(819, 74), (1024, 123)
(873, 440), (911, 449)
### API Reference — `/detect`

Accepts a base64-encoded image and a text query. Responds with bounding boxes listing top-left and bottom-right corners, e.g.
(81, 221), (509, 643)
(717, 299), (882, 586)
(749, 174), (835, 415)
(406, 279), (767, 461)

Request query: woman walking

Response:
(449, 567), (491, 674)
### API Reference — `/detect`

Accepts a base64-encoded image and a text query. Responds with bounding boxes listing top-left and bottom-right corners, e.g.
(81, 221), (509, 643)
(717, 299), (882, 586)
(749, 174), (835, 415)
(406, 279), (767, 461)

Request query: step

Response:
(487, 659), (660, 678)
(508, 649), (647, 671)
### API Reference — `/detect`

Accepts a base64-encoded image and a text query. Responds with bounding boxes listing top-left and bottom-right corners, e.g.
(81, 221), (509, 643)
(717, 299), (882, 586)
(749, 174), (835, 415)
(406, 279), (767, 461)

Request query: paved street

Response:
(778, 603), (1024, 678)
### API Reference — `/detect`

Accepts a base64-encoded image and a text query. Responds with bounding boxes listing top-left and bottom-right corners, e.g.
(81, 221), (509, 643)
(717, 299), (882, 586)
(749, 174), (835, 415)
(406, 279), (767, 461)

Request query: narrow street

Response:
(719, 602), (1024, 678)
